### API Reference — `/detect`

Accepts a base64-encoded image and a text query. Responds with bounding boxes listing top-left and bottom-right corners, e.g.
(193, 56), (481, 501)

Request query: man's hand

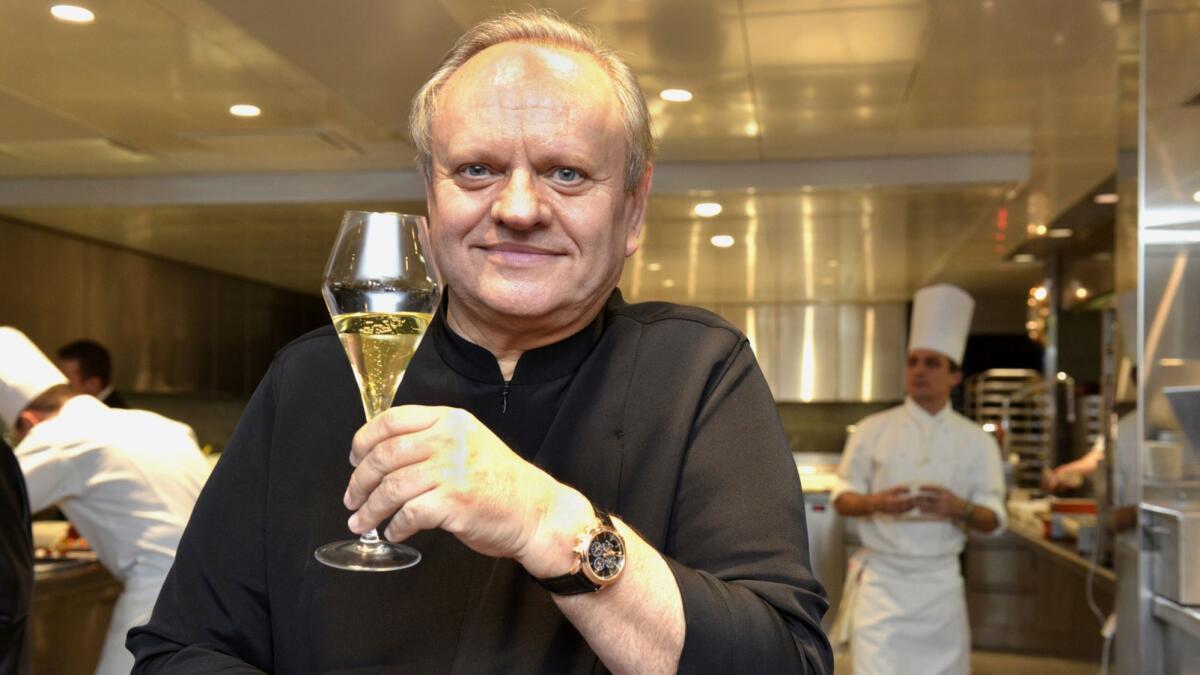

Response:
(343, 405), (592, 578)
(865, 486), (916, 514)
(912, 484), (968, 518)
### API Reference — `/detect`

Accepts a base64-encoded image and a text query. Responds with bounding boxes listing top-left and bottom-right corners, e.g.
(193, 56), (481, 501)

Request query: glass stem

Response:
(360, 529), (382, 545)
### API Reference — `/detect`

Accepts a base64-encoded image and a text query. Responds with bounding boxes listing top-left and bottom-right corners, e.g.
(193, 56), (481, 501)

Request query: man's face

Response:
(905, 349), (961, 404)
(425, 42), (648, 329)
(56, 358), (102, 396)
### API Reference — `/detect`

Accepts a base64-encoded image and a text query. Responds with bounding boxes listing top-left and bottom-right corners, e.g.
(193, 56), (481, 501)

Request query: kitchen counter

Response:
(1006, 517), (1116, 590)
(31, 556), (121, 674)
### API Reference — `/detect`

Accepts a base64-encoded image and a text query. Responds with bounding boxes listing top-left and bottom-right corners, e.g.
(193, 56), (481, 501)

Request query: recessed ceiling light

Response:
(50, 4), (94, 23)
(1035, 225), (1048, 236)
(856, 106), (872, 119)
(662, 279), (676, 288)
(229, 104), (261, 118)
(646, 262), (662, 272)
(710, 235), (735, 248)
(1012, 254), (1037, 263)
(1074, 287), (1090, 299)
(1047, 228), (1073, 238)
(660, 88), (693, 102)
(1032, 286), (1048, 301)
(1193, 190), (1200, 203)
(1093, 193), (1119, 204)
(693, 202), (722, 218)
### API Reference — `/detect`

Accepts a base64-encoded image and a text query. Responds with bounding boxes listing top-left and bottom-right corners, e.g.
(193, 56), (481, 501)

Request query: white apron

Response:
(832, 549), (969, 675)
(94, 572), (165, 675)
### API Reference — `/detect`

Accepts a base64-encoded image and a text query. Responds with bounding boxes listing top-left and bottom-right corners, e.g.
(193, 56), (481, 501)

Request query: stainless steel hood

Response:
(707, 302), (907, 402)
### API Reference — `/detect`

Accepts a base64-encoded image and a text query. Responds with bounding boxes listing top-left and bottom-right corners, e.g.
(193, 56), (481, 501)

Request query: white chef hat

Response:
(908, 284), (974, 366)
(0, 327), (69, 429)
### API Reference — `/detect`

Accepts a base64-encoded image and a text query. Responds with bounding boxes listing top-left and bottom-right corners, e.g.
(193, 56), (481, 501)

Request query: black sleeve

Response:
(126, 365), (278, 673)
(666, 340), (833, 674)
(0, 440), (32, 675)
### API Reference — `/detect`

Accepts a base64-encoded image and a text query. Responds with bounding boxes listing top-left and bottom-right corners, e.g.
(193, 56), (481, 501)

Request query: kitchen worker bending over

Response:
(0, 328), (209, 675)
(832, 284), (1006, 675)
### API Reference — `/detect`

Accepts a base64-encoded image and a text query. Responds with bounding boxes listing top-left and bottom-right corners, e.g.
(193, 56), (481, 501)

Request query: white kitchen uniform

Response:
(16, 395), (209, 675)
(831, 398), (1007, 675)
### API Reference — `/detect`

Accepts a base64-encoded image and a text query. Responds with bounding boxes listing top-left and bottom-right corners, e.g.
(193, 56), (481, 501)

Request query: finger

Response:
(350, 405), (441, 466)
(383, 490), (450, 542)
(348, 463), (439, 534)
(883, 486), (910, 496)
(344, 433), (434, 509)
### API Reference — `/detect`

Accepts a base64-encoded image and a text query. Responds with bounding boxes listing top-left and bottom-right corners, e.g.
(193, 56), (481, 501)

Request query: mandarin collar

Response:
(431, 288), (618, 385)
(903, 396), (951, 426)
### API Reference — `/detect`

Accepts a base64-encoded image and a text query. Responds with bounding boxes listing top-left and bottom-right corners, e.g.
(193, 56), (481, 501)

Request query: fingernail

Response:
(343, 489), (352, 509)
(348, 452), (358, 467)
(347, 514), (360, 532)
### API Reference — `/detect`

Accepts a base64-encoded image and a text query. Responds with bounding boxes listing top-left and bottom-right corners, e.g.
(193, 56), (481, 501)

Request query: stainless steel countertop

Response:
(1007, 517), (1117, 587)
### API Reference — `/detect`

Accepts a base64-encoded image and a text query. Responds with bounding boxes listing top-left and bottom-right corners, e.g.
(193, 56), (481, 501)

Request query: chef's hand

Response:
(343, 405), (592, 578)
(866, 486), (916, 514)
(913, 484), (968, 518)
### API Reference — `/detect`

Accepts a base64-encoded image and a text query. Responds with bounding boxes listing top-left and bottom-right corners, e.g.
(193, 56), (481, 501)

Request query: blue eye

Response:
(553, 167), (582, 183)
(460, 164), (490, 178)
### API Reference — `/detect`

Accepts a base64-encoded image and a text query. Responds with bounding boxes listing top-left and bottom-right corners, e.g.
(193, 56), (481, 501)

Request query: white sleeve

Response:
(831, 427), (872, 503)
(16, 442), (81, 512)
(969, 433), (1008, 534)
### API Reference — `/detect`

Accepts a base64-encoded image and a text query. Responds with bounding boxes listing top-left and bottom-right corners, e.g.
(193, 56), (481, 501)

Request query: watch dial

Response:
(587, 531), (625, 580)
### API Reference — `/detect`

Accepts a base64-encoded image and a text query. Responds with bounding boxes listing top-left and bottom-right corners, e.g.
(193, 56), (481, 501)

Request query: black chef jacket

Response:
(129, 290), (832, 673)
(0, 438), (32, 675)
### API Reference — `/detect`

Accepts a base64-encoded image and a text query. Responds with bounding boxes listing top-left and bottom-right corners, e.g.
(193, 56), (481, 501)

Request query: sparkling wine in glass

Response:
(314, 211), (440, 572)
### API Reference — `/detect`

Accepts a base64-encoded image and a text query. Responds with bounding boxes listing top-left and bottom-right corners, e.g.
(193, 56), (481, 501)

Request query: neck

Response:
(444, 289), (608, 381)
(911, 395), (949, 416)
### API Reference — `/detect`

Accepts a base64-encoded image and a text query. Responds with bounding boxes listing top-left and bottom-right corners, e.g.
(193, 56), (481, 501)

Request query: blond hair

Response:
(409, 9), (655, 193)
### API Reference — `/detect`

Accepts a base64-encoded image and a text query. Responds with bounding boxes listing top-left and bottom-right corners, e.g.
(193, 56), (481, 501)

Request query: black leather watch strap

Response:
(532, 505), (616, 596)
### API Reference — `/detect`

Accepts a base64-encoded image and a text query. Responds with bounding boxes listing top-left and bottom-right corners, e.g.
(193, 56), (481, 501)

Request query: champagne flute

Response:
(314, 211), (440, 572)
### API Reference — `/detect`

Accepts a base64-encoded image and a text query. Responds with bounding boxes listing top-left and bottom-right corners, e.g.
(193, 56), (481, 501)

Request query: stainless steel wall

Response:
(708, 302), (907, 402)
(0, 216), (325, 396)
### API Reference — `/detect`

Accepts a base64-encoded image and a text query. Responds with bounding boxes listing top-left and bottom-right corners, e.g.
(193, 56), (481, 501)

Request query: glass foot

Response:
(314, 536), (421, 572)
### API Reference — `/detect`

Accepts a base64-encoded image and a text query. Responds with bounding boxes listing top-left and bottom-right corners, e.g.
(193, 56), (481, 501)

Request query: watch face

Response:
(585, 530), (625, 581)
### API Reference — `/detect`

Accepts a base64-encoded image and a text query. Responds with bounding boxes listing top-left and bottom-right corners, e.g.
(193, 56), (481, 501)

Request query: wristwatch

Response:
(534, 503), (626, 595)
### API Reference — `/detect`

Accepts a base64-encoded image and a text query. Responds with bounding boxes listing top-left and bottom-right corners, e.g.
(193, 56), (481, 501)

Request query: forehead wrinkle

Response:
(434, 42), (622, 157)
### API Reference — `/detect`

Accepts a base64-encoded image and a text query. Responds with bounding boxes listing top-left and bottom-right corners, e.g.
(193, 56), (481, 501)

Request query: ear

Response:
(623, 166), (654, 257)
(17, 409), (42, 432)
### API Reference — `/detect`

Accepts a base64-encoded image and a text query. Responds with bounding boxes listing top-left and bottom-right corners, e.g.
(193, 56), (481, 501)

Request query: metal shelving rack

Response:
(965, 369), (1047, 488)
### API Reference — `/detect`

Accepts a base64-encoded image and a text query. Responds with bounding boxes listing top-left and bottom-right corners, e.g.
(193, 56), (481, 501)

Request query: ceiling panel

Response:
(0, 0), (1120, 330)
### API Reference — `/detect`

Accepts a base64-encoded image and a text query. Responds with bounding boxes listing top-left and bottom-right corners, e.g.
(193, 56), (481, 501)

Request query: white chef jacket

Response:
(15, 395), (209, 675)
(832, 397), (1007, 557)
(831, 398), (1006, 675)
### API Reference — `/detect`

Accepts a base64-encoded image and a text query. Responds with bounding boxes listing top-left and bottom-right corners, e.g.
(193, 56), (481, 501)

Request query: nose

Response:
(491, 169), (546, 231)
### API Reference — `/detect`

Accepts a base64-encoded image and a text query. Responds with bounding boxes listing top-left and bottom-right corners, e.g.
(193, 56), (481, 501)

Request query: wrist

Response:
(518, 486), (595, 579)
(959, 500), (974, 521)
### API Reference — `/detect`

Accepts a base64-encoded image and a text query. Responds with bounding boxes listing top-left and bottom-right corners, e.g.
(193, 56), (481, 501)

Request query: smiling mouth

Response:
(479, 244), (563, 266)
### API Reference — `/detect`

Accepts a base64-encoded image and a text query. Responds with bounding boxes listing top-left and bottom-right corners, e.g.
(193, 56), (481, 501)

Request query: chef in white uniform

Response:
(0, 328), (209, 675)
(831, 285), (1007, 675)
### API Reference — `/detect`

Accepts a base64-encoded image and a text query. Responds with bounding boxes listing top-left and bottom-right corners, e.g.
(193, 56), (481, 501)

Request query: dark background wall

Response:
(0, 216), (326, 398)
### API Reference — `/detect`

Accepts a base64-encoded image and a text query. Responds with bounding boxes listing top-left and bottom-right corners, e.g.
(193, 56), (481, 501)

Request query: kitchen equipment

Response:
(1164, 386), (1200, 458)
(1142, 502), (1200, 605)
(793, 453), (844, 628)
(1144, 440), (1200, 482)
(1049, 498), (1097, 540)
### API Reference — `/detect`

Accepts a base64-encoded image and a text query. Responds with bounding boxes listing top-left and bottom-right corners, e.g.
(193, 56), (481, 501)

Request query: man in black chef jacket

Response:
(129, 10), (831, 674)
(0, 436), (32, 675)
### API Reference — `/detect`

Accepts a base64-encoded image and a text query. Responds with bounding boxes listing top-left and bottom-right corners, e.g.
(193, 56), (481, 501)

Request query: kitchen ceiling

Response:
(0, 0), (1119, 320)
